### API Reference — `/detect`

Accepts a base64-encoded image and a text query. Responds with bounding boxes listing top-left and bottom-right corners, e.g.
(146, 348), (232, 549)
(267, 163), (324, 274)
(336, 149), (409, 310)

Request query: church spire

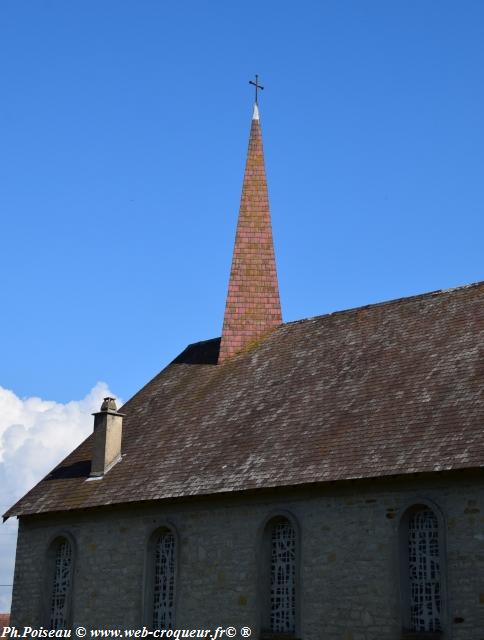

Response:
(219, 86), (282, 363)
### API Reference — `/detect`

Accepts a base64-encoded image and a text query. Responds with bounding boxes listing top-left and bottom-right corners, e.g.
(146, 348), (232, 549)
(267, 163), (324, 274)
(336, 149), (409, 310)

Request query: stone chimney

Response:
(218, 102), (282, 363)
(90, 397), (124, 477)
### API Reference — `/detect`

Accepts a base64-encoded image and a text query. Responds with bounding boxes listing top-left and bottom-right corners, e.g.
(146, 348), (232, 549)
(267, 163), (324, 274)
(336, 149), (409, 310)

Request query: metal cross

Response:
(249, 74), (264, 105)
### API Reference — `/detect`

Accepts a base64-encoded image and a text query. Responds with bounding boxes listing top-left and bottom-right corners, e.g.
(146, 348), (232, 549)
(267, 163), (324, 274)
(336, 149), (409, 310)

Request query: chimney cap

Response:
(100, 397), (117, 412)
(92, 397), (125, 418)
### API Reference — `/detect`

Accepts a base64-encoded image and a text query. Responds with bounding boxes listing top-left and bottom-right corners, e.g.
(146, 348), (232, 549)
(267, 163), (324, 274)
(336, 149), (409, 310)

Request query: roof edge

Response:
(284, 279), (484, 327)
(156, 280), (484, 363)
(5, 465), (484, 521)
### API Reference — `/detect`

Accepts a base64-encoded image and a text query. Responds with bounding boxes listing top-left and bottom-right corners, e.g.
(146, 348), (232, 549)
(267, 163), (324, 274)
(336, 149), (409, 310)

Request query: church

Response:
(4, 86), (484, 639)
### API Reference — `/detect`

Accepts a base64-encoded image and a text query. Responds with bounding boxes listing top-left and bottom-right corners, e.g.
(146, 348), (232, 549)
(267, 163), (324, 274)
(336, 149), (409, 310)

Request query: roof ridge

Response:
(184, 279), (484, 347)
(172, 280), (484, 350)
(282, 279), (484, 328)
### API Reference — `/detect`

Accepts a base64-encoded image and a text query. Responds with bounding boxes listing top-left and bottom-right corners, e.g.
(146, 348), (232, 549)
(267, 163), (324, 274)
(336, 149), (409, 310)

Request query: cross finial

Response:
(249, 74), (264, 105)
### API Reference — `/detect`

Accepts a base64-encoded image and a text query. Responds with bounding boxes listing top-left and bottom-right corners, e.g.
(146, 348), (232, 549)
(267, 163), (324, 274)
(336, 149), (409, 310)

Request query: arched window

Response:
(400, 504), (444, 633)
(47, 537), (74, 630)
(260, 515), (298, 635)
(145, 527), (177, 630)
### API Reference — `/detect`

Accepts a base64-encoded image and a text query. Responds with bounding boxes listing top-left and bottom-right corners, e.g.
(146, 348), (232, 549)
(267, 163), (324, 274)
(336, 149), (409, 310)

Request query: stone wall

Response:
(10, 471), (484, 639)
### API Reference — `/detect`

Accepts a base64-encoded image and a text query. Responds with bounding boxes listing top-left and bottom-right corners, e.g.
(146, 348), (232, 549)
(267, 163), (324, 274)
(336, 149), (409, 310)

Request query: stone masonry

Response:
(10, 471), (484, 639)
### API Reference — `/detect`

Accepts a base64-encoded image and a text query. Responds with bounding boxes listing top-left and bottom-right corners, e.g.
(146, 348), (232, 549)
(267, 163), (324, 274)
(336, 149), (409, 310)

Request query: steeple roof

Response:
(218, 103), (282, 363)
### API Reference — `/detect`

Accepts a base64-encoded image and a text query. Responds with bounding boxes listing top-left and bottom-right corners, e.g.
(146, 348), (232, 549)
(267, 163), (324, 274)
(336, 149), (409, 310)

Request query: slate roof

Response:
(4, 281), (484, 520)
(219, 106), (282, 362)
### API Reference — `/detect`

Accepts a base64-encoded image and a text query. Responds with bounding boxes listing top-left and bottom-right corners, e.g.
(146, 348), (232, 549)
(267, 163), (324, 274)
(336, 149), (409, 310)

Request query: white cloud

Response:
(0, 382), (121, 613)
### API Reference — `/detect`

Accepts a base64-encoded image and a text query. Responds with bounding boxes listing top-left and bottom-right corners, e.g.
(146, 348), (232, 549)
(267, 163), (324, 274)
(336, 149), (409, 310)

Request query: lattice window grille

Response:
(270, 521), (296, 633)
(153, 532), (176, 630)
(408, 509), (441, 632)
(49, 540), (73, 630)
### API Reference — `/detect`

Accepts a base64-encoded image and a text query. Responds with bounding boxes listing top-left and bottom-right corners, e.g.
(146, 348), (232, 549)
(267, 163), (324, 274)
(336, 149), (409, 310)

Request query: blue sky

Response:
(0, 0), (483, 608)
(1, 0), (483, 403)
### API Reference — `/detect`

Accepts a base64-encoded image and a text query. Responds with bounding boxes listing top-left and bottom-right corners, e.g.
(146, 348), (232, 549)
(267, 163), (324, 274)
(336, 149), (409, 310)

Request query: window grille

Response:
(49, 539), (73, 630)
(270, 520), (296, 633)
(153, 532), (176, 629)
(408, 508), (441, 632)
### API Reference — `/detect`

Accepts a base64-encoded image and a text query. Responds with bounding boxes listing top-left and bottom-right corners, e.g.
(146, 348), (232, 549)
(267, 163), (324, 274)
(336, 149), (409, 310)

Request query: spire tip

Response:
(252, 103), (260, 121)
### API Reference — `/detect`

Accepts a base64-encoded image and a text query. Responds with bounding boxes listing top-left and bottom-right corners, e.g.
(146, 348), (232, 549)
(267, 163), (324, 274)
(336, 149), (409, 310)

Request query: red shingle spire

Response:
(219, 103), (282, 363)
